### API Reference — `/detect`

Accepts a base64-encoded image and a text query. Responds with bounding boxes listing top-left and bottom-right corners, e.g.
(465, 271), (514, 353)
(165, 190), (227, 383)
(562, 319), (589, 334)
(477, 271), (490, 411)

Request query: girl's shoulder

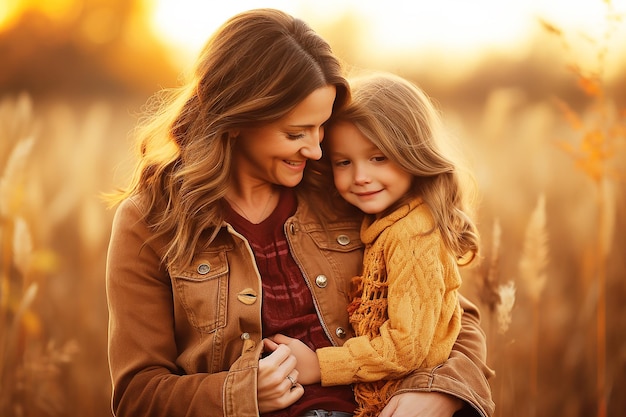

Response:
(394, 198), (436, 235)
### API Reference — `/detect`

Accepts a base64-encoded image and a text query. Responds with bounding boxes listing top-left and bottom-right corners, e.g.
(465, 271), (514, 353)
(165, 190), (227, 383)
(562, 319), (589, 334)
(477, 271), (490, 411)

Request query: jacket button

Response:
(315, 275), (328, 288)
(336, 234), (350, 246)
(289, 223), (296, 234)
(335, 327), (347, 338)
(237, 288), (258, 305)
(241, 332), (251, 340)
(197, 263), (210, 274)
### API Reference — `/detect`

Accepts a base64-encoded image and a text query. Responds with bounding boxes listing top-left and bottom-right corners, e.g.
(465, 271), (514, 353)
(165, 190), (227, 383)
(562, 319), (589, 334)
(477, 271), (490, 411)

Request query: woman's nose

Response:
(300, 132), (323, 160)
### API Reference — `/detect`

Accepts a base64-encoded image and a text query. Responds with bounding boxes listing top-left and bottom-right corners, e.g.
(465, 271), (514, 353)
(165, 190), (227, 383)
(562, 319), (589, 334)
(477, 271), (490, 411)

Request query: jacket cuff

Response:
(223, 342), (264, 416)
(393, 351), (495, 417)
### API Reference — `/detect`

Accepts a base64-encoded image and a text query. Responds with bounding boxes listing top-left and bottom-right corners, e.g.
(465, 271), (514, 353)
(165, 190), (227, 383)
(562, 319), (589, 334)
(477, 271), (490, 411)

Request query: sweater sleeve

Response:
(317, 220), (461, 386)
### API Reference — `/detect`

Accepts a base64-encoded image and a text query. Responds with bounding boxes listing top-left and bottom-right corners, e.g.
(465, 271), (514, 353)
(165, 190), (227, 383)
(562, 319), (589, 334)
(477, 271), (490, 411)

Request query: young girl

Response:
(272, 72), (481, 417)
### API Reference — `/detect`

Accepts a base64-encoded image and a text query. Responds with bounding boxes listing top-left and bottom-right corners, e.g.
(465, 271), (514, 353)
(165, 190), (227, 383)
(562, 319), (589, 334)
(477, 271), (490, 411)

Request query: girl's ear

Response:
(230, 129), (240, 139)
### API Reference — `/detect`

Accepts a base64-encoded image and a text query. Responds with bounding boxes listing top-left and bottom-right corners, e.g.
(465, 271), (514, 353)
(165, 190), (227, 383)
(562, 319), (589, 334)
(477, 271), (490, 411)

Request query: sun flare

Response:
(149, 0), (626, 70)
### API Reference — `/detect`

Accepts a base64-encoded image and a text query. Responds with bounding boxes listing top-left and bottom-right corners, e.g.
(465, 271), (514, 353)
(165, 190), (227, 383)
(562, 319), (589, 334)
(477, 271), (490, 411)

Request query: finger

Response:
(378, 396), (396, 417)
(258, 382), (305, 413)
(289, 369), (299, 382)
(259, 345), (297, 385)
(285, 369), (299, 387)
(261, 343), (292, 367)
(291, 383), (304, 396)
(263, 338), (280, 354)
(271, 333), (294, 345)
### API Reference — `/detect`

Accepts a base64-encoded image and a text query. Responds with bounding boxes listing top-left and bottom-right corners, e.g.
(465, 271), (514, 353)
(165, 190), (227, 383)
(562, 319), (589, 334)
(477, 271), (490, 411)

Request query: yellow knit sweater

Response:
(316, 198), (462, 417)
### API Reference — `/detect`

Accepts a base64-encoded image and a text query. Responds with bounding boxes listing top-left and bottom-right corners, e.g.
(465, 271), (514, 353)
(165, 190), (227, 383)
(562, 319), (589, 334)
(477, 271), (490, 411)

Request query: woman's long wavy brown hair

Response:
(320, 72), (480, 265)
(109, 8), (349, 268)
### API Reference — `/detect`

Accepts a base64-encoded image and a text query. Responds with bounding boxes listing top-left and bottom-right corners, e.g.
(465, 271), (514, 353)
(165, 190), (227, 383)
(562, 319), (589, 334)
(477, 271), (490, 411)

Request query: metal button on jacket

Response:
(336, 234), (350, 246)
(335, 327), (347, 338)
(197, 263), (210, 275)
(315, 274), (328, 288)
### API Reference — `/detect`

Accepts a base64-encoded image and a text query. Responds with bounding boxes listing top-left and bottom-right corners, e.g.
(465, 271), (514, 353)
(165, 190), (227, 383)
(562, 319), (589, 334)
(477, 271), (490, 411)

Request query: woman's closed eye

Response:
(287, 132), (306, 140)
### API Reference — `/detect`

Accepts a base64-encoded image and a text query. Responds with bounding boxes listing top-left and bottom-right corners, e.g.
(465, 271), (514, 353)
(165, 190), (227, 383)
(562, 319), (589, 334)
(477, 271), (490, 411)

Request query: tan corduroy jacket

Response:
(106, 193), (495, 417)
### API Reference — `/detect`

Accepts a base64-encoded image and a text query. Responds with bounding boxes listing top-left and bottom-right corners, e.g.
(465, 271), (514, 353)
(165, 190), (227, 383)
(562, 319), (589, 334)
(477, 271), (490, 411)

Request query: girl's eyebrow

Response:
(328, 150), (347, 158)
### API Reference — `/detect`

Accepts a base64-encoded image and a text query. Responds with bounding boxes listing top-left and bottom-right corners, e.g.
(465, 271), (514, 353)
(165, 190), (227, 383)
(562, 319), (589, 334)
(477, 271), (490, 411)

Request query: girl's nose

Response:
(353, 166), (371, 185)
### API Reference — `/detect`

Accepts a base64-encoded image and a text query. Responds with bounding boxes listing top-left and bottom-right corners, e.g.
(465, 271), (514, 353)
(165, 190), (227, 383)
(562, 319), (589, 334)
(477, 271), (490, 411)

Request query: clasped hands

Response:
(258, 334), (462, 416)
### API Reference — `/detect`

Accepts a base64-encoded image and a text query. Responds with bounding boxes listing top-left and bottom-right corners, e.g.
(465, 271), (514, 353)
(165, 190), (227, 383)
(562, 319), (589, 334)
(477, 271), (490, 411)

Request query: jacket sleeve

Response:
(106, 198), (260, 417)
(392, 295), (496, 417)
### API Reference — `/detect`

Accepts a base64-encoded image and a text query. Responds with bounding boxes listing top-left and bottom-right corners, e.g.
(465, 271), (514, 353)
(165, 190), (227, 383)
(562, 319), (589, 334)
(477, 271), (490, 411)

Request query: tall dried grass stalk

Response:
(0, 136), (35, 218)
(496, 281), (516, 335)
(12, 217), (33, 279)
(479, 218), (502, 321)
(518, 193), (549, 417)
(519, 194), (548, 304)
(541, 3), (624, 414)
(476, 218), (518, 417)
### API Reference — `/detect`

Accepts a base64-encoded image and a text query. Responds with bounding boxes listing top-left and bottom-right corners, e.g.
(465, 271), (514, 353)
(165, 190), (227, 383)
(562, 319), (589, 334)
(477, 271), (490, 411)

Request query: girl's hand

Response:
(257, 338), (304, 413)
(270, 334), (321, 385)
(379, 392), (463, 417)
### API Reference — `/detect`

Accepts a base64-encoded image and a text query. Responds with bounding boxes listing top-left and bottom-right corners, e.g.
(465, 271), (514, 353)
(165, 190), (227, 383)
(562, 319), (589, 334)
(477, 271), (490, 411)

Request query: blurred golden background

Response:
(1, 0), (625, 416)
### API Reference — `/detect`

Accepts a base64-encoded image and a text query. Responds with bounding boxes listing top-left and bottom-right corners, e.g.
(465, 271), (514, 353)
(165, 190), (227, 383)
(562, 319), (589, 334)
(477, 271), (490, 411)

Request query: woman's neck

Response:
(224, 183), (278, 224)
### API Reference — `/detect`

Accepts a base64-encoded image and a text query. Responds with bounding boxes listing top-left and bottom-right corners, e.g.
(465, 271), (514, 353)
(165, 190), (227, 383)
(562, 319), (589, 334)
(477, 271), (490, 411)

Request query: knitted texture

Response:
(318, 197), (462, 417)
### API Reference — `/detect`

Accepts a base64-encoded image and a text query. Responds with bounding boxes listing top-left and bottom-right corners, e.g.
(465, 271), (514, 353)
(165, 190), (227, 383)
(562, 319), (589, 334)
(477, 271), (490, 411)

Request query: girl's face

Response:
(232, 85), (336, 189)
(327, 121), (412, 215)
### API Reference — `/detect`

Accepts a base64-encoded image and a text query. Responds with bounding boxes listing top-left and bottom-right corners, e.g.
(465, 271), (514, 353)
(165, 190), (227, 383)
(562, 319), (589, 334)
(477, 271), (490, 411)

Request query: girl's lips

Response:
(354, 190), (381, 197)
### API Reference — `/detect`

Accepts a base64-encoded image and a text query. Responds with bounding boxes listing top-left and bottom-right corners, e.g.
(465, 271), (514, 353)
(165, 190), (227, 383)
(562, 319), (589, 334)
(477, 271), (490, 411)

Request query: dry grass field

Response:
(1, 3), (625, 417)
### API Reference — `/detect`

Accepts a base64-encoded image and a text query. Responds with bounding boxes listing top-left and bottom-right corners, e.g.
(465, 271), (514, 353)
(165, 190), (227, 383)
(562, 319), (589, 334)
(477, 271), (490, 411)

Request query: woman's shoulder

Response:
(112, 193), (153, 226)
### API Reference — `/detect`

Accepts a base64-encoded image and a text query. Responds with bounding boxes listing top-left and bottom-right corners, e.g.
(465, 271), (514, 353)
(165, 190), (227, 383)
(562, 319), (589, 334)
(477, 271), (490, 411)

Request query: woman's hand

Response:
(379, 392), (463, 417)
(257, 339), (304, 413)
(270, 333), (321, 385)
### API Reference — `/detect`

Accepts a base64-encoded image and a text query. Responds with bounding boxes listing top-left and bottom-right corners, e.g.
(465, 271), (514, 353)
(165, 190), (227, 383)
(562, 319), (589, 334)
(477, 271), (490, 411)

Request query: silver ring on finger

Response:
(286, 375), (297, 388)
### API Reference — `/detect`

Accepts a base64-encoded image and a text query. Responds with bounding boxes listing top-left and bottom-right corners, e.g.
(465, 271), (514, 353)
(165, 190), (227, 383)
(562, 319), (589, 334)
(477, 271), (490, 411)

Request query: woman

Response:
(106, 8), (495, 417)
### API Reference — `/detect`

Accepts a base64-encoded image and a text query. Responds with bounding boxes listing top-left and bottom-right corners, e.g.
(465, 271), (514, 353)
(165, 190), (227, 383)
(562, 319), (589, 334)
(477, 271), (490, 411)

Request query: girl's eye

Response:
(372, 155), (387, 162)
(333, 160), (351, 167)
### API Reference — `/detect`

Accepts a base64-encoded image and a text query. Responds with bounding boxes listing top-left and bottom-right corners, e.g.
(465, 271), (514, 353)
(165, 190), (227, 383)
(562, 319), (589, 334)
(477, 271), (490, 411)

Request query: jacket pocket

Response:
(171, 251), (229, 333)
(302, 223), (364, 297)
(305, 223), (363, 252)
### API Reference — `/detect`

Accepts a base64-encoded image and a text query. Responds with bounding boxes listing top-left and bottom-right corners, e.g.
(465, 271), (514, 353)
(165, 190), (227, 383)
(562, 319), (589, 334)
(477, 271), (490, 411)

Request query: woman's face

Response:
(232, 85), (336, 188)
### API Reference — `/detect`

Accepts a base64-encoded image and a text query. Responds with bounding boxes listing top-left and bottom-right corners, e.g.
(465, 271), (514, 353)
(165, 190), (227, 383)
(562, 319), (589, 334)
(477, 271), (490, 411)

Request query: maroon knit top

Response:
(224, 188), (356, 416)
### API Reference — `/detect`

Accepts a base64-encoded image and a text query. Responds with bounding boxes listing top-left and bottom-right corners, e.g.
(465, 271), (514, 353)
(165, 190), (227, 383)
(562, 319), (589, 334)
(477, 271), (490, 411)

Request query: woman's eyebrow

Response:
(287, 123), (316, 128)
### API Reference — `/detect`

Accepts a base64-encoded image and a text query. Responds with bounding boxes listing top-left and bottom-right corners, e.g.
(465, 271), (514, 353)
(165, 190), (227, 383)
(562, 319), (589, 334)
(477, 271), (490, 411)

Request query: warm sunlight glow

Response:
(0, 0), (24, 29)
(0, 0), (81, 27)
(150, 0), (626, 68)
(150, 0), (300, 61)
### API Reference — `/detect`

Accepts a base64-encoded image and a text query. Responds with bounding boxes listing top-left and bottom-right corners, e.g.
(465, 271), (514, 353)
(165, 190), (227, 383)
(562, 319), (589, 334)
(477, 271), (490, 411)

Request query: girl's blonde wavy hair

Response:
(108, 8), (350, 269)
(321, 72), (480, 265)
